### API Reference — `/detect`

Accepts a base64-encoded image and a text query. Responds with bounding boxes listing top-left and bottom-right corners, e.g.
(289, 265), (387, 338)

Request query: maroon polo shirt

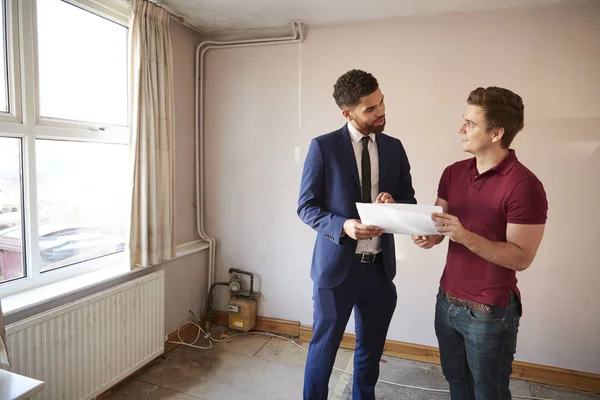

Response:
(437, 150), (548, 307)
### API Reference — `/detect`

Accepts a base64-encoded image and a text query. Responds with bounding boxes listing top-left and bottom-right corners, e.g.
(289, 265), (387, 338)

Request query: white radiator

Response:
(5, 270), (165, 400)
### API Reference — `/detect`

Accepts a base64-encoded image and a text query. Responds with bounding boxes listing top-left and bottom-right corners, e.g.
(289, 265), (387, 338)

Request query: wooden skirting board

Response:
(167, 312), (600, 394)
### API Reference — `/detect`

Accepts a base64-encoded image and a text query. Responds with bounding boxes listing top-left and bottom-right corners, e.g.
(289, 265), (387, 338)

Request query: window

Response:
(37, 0), (128, 125)
(0, 0), (8, 113)
(0, 137), (24, 283)
(36, 140), (128, 272)
(0, 0), (129, 296)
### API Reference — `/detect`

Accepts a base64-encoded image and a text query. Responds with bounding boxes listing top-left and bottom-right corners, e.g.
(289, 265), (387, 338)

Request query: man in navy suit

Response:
(298, 69), (417, 400)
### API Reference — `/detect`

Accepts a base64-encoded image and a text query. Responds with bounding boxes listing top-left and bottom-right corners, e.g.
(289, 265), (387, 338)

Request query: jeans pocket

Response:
(467, 307), (505, 323)
(511, 316), (520, 351)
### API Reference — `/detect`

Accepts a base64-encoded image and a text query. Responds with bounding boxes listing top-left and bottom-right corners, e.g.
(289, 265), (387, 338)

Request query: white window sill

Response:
(2, 240), (209, 316)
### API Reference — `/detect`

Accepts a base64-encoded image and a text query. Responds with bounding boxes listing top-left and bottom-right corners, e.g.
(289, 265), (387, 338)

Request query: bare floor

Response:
(105, 328), (600, 400)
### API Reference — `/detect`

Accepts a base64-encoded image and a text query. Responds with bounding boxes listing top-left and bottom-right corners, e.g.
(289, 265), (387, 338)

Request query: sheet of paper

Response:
(356, 203), (442, 236)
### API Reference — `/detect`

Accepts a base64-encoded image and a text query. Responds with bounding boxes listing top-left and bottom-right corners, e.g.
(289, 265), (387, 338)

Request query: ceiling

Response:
(154, 0), (594, 33)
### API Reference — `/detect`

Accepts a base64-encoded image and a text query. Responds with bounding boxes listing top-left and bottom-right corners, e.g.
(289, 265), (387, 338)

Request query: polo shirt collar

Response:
(467, 149), (518, 176)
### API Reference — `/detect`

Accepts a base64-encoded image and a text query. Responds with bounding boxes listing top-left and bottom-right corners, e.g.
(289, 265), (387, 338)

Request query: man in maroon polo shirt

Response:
(412, 87), (548, 400)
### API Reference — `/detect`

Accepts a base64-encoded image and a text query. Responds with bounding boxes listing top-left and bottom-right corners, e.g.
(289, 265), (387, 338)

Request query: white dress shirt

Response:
(347, 122), (381, 254)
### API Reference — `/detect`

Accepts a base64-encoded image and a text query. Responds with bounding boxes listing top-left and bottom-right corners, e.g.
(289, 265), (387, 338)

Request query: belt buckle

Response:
(360, 253), (374, 263)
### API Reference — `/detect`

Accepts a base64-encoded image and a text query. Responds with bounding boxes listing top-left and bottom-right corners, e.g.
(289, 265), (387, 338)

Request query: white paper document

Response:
(356, 203), (442, 236)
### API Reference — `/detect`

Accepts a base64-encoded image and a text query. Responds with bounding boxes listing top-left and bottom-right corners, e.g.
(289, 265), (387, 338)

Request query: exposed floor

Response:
(105, 328), (600, 400)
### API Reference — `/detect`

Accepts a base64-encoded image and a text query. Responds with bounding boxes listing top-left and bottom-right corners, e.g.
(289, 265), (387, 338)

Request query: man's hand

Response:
(343, 219), (384, 240)
(411, 235), (441, 249)
(375, 192), (395, 204)
(432, 213), (470, 244)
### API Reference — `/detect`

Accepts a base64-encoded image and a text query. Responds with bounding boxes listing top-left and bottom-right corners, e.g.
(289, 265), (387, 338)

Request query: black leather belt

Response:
(353, 253), (379, 263)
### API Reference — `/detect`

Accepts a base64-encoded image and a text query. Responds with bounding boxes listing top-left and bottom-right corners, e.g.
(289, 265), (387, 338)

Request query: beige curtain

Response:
(0, 301), (10, 370)
(128, 0), (176, 268)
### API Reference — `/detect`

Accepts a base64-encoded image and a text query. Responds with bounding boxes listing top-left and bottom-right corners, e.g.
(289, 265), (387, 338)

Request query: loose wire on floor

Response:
(166, 321), (212, 350)
(167, 323), (558, 400)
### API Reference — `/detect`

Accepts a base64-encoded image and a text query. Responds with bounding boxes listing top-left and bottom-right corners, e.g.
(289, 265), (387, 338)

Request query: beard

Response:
(355, 116), (386, 134)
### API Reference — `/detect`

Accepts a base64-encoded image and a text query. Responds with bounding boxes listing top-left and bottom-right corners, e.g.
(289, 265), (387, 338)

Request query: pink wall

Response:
(164, 21), (208, 333)
(173, 21), (202, 246)
(202, 3), (600, 373)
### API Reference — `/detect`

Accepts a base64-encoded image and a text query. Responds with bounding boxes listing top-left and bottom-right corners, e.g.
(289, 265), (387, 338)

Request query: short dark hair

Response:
(467, 87), (524, 148)
(333, 69), (379, 109)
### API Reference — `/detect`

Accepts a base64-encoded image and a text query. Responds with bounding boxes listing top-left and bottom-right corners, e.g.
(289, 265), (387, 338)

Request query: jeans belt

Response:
(353, 252), (378, 263)
(439, 287), (492, 314)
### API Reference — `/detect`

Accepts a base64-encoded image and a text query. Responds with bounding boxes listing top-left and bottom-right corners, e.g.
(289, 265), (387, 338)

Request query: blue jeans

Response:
(434, 289), (521, 400)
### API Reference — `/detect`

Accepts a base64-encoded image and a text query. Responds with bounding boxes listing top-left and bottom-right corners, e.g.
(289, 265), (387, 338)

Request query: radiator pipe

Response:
(204, 281), (230, 332)
(194, 22), (305, 318)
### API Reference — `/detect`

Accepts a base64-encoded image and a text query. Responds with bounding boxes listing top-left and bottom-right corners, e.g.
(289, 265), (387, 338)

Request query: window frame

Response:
(0, 0), (130, 297)
(0, 0), (22, 123)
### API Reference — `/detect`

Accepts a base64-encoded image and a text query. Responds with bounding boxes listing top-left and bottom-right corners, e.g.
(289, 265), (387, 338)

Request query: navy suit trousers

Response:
(303, 257), (397, 400)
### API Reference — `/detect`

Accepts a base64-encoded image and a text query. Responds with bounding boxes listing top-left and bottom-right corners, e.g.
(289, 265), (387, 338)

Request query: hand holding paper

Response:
(343, 219), (384, 240)
(356, 203), (442, 236)
(432, 212), (469, 244)
(412, 234), (441, 249)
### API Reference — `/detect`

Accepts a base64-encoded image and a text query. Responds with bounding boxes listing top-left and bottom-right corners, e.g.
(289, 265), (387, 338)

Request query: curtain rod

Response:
(166, 9), (185, 23)
(144, 1), (185, 23)
(142, 1), (203, 33)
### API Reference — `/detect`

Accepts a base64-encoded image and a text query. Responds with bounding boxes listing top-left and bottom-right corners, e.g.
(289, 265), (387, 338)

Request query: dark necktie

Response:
(361, 136), (371, 203)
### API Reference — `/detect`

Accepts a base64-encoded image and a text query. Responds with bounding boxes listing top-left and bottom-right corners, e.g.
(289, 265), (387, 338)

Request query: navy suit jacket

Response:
(297, 124), (417, 289)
